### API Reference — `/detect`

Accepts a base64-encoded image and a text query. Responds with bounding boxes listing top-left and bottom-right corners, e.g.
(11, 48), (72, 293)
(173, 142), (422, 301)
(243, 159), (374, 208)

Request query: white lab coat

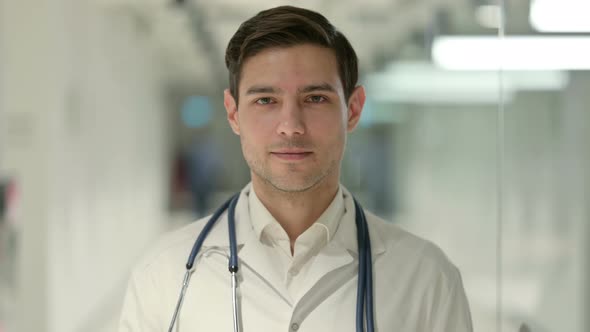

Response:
(119, 184), (473, 331)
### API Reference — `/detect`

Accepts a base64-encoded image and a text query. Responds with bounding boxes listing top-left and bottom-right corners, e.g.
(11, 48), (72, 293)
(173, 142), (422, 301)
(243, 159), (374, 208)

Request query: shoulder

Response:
(364, 214), (473, 329)
(365, 211), (461, 282)
(130, 215), (212, 276)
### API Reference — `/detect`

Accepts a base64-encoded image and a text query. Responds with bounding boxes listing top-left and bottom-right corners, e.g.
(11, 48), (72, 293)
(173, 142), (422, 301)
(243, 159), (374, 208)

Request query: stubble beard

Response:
(242, 133), (346, 194)
(246, 152), (339, 194)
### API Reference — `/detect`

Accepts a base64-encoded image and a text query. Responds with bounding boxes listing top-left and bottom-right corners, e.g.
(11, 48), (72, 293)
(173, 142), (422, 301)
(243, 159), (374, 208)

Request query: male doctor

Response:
(119, 5), (473, 331)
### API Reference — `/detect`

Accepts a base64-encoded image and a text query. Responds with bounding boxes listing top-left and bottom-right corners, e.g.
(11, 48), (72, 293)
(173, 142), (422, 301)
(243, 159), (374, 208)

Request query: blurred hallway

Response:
(1, 1), (589, 331)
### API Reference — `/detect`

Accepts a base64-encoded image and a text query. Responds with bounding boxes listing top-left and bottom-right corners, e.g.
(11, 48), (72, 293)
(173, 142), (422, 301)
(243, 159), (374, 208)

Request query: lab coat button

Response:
(291, 323), (300, 331)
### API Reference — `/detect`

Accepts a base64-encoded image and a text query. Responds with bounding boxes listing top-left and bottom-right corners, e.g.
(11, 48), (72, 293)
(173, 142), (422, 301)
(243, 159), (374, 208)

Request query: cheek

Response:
(309, 113), (346, 141)
(239, 108), (276, 131)
(238, 115), (273, 151)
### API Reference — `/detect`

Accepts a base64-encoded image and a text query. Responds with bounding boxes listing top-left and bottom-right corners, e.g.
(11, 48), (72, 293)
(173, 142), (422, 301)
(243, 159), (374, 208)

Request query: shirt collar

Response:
(198, 183), (385, 256)
(248, 185), (345, 245)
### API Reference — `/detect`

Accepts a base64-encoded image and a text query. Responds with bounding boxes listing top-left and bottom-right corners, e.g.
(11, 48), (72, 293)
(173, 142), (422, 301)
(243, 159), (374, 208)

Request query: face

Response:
(224, 44), (365, 193)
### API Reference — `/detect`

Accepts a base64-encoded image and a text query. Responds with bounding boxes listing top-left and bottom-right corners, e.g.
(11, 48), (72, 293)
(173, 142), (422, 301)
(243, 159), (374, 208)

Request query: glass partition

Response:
(500, 1), (590, 331)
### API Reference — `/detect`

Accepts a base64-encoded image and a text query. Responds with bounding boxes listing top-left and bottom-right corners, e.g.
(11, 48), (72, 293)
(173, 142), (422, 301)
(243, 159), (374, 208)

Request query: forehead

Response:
(239, 44), (343, 94)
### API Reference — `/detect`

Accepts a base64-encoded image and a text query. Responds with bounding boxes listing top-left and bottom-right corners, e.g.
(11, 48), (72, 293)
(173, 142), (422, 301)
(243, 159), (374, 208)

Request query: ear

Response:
(346, 85), (366, 132)
(224, 89), (240, 135)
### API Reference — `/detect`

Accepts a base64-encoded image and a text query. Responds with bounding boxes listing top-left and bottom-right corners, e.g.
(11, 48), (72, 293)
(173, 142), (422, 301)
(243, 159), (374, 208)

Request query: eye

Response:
(306, 95), (327, 103)
(255, 97), (274, 105)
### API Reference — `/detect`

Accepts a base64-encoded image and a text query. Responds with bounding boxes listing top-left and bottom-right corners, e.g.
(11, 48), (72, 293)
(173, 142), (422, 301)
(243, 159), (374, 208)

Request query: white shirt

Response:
(249, 186), (344, 302)
(119, 183), (473, 331)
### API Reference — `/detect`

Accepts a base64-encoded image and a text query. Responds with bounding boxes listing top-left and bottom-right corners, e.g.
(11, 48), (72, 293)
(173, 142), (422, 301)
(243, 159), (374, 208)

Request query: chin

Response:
(272, 183), (312, 193)
(267, 175), (325, 193)
(251, 162), (333, 193)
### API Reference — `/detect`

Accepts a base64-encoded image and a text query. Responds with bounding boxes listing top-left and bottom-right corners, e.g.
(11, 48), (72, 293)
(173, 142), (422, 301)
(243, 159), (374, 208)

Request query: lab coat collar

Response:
(198, 183), (255, 248)
(293, 186), (387, 300)
(331, 186), (386, 256)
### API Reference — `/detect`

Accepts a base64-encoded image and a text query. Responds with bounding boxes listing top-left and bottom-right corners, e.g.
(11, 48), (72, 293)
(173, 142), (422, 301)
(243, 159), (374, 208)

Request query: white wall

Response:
(0, 1), (169, 331)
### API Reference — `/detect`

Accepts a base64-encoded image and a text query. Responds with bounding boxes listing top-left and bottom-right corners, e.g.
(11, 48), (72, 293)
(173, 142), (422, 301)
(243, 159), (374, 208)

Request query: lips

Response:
(270, 150), (313, 161)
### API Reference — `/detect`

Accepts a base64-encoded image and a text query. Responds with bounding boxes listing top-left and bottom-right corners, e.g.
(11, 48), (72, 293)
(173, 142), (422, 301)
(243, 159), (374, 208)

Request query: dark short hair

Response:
(225, 6), (359, 103)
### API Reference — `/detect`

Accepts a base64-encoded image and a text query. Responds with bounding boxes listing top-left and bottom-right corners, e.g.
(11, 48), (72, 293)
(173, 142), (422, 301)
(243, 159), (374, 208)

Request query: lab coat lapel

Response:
(199, 186), (253, 247)
(298, 188), (387, 300)
(291, 191), (389, 327)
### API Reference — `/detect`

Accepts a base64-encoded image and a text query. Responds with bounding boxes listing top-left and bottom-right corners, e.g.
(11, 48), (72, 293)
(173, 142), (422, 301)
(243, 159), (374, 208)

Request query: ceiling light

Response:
(530, 0), (590, 32)
(364, 62), (568, 104)
(432, 36), (590, 71)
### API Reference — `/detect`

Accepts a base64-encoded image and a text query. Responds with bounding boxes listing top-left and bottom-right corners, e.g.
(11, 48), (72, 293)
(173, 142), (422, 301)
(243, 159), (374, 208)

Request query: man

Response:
(119, 5), (473, 331)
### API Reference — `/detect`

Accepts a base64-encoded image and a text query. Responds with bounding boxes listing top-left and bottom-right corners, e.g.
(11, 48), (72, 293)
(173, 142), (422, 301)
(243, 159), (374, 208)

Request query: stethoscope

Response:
(168, 192), (375, 332)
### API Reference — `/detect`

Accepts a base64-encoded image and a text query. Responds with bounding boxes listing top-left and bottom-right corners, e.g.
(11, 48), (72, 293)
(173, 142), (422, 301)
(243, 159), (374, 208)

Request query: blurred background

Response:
(0, 0), (588, 331)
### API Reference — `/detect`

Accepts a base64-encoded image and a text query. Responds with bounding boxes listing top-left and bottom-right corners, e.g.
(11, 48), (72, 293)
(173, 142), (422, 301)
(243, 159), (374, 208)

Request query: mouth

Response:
(270, 151), (313, 161)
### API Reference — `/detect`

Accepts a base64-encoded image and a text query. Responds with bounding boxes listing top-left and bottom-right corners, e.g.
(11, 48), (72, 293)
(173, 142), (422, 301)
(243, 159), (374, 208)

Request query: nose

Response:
(276, 101), (306, 137)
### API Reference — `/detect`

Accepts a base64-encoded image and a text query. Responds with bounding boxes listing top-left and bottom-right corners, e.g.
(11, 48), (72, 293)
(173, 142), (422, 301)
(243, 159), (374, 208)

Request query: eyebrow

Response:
(298, 83), (336, 94)
(245, 85), (281, 95)
(244, 83), (336, 95)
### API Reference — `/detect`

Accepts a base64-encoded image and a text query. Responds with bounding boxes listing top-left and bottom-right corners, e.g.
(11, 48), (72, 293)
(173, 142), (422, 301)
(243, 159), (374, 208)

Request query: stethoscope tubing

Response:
(169, 192), (374, 332)
(354, 198), (367, 332)
(359, 201), (375, 332)
(186, 194), (240, 270)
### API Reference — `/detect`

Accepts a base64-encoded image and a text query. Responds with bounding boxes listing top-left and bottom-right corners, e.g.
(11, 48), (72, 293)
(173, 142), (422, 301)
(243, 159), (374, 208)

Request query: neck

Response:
(251, 176), (339, 250)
